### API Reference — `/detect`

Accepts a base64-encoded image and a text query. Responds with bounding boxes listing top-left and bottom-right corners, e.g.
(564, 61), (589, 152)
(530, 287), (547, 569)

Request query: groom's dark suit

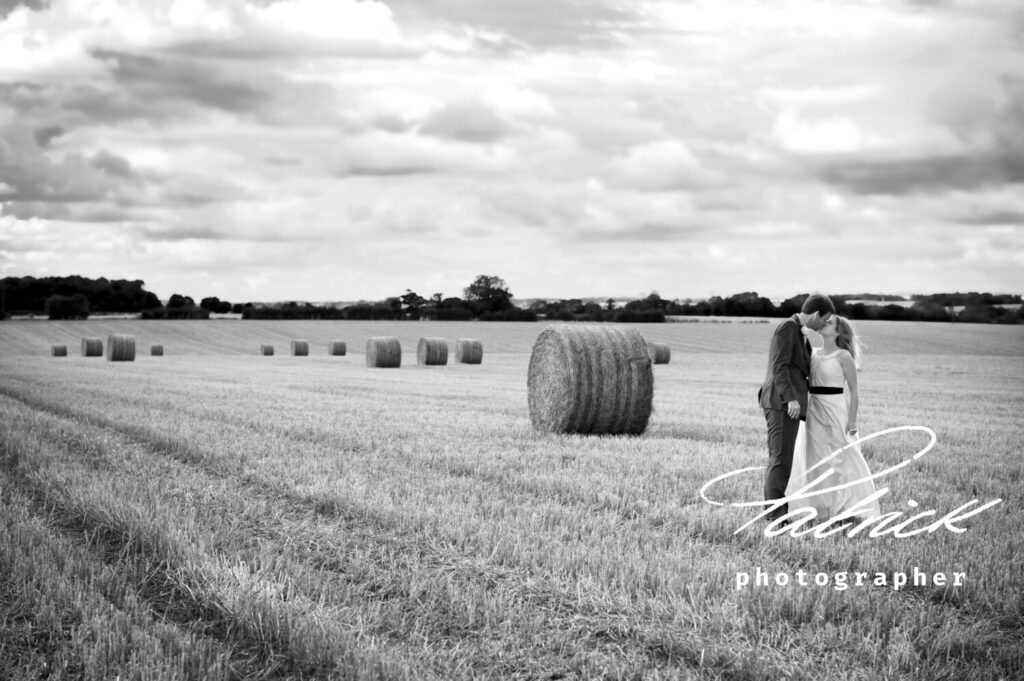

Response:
(758, 314), (811, 521)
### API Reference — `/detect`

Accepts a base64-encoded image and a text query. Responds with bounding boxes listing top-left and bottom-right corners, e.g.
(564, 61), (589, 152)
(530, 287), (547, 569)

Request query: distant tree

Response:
(45, 294), (90, 319)
(958, 304), (1019, 324)
(163, 293), (208, 319)
(0, 275), (160, 314)
(425, 296), (472, 320)
(167, 294), (195, 308)
(400, 289), (428, 319)
(199, 296), (232, 313)
(614, 309), (665, 323)
(464, 275), (514, 315)
(200, 296), (221, 312)
(911, 299), (953, 322)
(777, 294), (805, 317)
(625, 292), (669, 312)
(993, 306), (1024, 325)
(721, 291), (775, 317)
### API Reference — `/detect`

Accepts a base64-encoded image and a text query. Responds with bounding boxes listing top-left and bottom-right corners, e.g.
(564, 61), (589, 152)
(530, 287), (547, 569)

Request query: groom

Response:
(758, 293), (836, 522)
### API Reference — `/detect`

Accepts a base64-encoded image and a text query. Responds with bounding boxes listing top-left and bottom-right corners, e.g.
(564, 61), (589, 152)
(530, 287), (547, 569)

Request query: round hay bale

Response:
(51, 344), (68, 357)
(260, 344), (275, 356)
(106, 334), (136, 362)
(366, 336), (401, 368)
(527, 325), (653, 435)
(327, 341), (347, 356)
(417, 337), (448, 366)
(150, 344), (164, 356)
(454, 338), (483, 364)
(291, 340), (309, 356)
(81, 337), (103, 357)
(648, 342), (671, 365)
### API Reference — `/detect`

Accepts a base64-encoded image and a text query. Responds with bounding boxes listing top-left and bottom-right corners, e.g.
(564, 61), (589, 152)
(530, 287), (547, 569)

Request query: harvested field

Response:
(0, 320), (1021, 679)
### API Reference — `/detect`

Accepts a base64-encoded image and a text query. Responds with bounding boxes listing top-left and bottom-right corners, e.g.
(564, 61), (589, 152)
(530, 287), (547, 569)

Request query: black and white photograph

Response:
(1, 0), (1022, 679)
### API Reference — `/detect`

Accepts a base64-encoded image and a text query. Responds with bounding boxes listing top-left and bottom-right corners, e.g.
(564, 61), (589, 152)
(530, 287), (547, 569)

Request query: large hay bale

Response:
(327, 341), (347, 356)
(260, 344), (275, 356)
(366, 336), (401, 368)
(51, 345), (68, 357)
(106, 334), (136, 362)
(648, 342), (671, 365)
(291, 340), (309, 356)
(417, 337), (448, 366)
(81, 337), (103, 357)
(151, 344), (164, 356)
(527, 325), (653, 435)
(454, 338), (483, 364)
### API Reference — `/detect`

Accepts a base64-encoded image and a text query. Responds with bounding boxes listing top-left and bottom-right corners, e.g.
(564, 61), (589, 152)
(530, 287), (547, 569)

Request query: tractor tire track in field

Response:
(0, 386), (802, 680)
(0, 415), (420, 680)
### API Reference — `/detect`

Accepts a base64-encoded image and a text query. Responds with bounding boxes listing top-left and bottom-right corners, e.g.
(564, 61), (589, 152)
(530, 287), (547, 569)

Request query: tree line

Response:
(1, 275), (1021, 324)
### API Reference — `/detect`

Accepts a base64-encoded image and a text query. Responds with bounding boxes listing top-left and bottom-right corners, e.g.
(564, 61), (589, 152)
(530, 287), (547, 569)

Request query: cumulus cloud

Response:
(607, 139), (715, 191)
(384, 0), (641, 48)
(1, 0), (1021, 299)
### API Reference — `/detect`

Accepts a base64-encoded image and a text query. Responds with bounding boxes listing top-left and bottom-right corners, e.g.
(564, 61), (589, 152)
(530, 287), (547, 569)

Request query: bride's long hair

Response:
(835, 316), (863, 368)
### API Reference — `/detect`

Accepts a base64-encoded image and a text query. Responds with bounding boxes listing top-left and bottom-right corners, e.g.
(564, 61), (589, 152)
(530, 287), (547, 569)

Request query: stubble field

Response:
(0, 319), (1022, 680)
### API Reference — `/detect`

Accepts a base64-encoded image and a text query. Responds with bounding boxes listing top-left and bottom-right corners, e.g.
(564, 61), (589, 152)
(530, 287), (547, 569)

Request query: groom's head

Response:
(800, 294), (836, 330)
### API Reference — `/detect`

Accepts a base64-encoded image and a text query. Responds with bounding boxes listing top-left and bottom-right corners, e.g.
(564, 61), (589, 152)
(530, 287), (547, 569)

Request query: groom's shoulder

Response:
(772, 316), (799, 334)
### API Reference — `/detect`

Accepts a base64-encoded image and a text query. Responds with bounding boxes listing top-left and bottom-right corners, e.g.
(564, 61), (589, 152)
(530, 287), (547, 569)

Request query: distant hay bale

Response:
(648, 342), (671, 365)
(51, 344), (67, 357)
(454, 338), (483, 364)
(291, 340), (309, 356)
(327, 341), (347, 356)
(366, 336), (401, 368)
(260, 344), (275, 356)
(106, 334), (136, 362)
(527, 325), (653, 435)
(81, 337), (103, 357)
(417, 337), (448, 366)
(150, 344), (164, 356)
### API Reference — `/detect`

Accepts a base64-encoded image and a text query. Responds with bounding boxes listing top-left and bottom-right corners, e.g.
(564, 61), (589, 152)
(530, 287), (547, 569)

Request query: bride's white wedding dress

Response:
(785, 348), (882, 522)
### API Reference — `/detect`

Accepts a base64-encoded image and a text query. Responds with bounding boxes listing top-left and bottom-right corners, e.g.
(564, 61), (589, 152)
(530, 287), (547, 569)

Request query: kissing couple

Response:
(758, 294), (881, 529)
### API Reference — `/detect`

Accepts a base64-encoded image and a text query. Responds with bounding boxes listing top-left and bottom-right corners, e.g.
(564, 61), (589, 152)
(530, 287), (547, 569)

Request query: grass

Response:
(0, 319), (1021, 679)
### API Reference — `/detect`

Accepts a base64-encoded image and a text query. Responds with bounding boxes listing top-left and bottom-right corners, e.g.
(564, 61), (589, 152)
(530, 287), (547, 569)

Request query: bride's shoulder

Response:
(834, 348), (856, 364)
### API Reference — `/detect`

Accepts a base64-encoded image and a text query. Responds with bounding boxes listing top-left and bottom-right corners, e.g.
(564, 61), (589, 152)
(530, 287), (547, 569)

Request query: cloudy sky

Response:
(1, 0), (1022, 303)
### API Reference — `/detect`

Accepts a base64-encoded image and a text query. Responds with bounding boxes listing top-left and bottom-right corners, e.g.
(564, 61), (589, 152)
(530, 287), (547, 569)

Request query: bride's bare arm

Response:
(838, 351), (859, 432)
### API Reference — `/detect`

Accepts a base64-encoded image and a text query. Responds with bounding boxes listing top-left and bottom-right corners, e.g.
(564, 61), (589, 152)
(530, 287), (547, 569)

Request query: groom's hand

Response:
(786, 400), (800, 419)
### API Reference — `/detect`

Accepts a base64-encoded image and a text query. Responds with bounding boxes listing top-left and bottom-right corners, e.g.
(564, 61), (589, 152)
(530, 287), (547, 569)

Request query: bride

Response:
(785, 315), (881, 524)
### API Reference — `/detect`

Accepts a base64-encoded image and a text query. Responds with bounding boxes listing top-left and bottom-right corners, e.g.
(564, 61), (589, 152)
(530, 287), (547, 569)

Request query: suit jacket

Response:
(758, 315), (811, 416)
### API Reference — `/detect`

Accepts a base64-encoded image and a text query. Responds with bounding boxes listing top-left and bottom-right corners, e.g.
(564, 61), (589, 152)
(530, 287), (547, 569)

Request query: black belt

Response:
(810, 386), (843, 394)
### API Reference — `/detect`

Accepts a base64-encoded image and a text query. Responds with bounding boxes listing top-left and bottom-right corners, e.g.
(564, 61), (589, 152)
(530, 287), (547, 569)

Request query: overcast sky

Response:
(1, 0), (1022, 303)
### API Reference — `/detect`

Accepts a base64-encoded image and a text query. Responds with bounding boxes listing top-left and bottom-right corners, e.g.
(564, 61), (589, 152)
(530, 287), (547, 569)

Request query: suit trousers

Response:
(764, 407), (801, 520)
